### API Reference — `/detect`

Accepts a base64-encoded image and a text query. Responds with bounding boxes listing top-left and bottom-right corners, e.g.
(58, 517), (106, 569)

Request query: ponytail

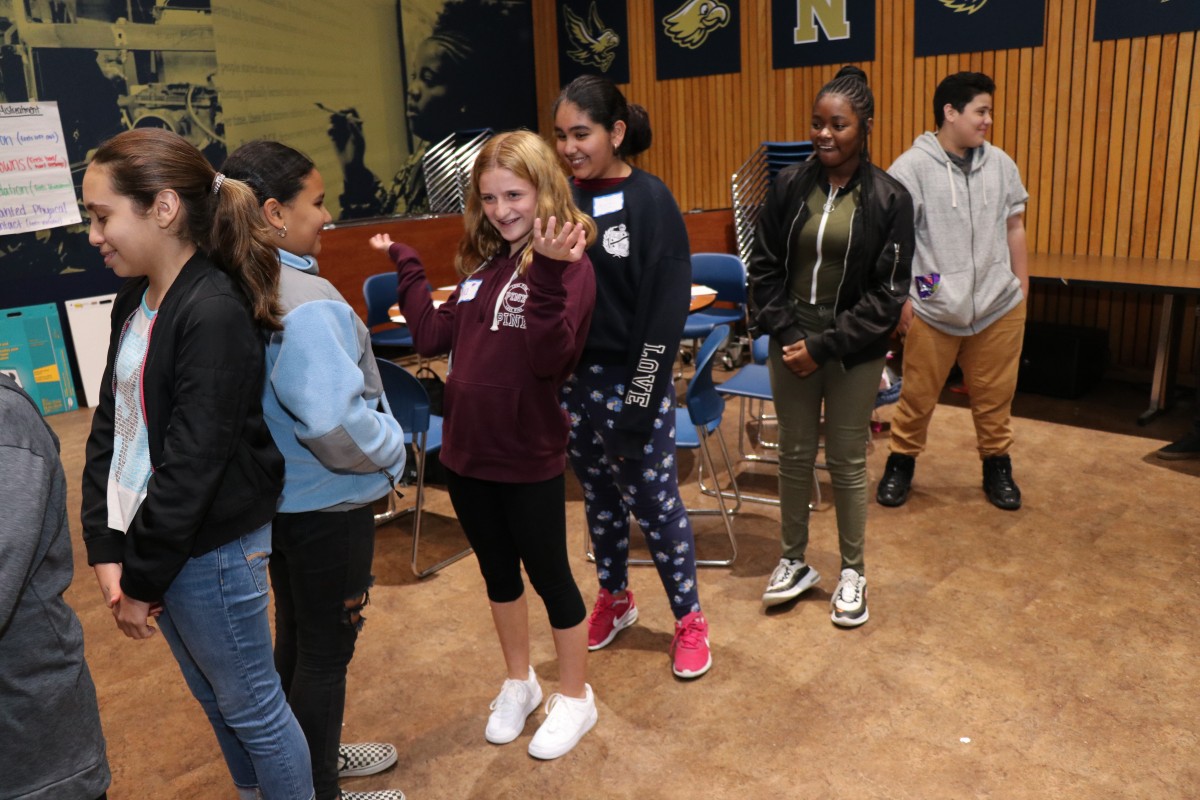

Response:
(90, 129), (283, 330)
(209, 177), (284, 331)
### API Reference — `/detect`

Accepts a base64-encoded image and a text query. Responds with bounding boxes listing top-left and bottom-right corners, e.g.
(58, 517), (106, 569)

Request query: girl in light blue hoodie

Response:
(224, 142), (406, 800)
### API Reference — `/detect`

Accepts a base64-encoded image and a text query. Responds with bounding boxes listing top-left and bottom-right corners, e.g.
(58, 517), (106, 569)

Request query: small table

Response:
(391, 285), (720, 322)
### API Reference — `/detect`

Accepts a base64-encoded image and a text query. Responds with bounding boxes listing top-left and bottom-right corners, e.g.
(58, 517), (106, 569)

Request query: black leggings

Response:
(444, 469), (587, 630)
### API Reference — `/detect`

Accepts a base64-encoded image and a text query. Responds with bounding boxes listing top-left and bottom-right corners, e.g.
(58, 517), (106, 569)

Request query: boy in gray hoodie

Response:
(876, 72), (1029, 510)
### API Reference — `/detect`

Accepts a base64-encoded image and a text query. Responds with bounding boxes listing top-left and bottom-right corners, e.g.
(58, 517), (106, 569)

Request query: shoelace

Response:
(837, 574), (862, 605)
(589, 593), (625, 624)
(489, 679), (528, 712)
(771, 560), (797, 587)
(540, 693), (581, 733)
(674, 616), (706, 651)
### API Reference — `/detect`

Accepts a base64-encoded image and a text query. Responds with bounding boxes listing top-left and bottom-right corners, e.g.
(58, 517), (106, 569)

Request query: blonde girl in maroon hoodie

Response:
(370, 131), (598, 760)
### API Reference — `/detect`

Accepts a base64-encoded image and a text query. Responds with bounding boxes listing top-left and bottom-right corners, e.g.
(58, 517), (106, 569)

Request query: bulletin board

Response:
(0, 303), (78, 416)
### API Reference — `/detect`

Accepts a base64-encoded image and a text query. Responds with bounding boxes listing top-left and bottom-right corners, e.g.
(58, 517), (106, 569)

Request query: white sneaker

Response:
(831, 568), (869, 627)
(527, 684), (598, 760)
(762, 558), (821, 607)
(485, 666), (542, 744)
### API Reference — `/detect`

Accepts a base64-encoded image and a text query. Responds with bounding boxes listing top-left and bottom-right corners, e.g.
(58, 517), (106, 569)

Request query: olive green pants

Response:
(768, 311), (884, 573)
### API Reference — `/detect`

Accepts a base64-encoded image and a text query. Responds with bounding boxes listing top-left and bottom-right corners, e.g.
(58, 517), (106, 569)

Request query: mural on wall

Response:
(557, 0), (629, 86)
(335, 0), (538, 220)
(0, 0), (539, 308)
(654, 0), (740, 80)
(770, 0), (874, 69)
(915, 0), (1044, 57)
(1094, 0), (1200, 42)
(0, 0), (222, 307)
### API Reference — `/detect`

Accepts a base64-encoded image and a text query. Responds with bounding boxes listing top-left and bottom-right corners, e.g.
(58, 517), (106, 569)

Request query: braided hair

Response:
(814, 65), (876, 231)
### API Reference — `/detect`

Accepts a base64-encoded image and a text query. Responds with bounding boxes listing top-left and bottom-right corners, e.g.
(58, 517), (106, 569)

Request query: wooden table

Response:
(1029, 252), (1200, 423)
(391, 285), (719, 322)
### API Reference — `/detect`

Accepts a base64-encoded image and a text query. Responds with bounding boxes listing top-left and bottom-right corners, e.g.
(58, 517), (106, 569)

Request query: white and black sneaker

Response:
(338, 742), (398, 778)
(830, 568), (869, 627)
(762, 558), (821, 607)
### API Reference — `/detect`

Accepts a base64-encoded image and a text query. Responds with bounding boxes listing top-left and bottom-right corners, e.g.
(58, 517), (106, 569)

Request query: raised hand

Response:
(368, 233), (394, 252)
(532, 216), (587, 263)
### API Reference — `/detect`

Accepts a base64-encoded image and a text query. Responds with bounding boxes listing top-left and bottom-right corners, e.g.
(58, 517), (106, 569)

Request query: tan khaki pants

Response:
(890, 300), (1026, 458)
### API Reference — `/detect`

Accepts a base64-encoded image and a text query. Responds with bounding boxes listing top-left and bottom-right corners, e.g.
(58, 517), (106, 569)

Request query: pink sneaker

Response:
(587, 589), (638, 650)
(670, 611), (712, 679)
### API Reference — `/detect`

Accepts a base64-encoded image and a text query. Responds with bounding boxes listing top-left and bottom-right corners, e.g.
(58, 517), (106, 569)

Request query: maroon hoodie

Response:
(389, 242), (596, 483)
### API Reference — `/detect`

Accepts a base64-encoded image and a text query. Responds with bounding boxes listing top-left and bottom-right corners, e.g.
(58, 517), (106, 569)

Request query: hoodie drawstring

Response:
(945, 160), (958, 209)
(490, 266), (520, 331)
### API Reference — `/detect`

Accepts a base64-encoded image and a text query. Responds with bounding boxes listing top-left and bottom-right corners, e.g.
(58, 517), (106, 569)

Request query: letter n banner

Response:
(1094, 0), (1200, 42)
(915, 0), (1045, 58)
(771, 0), (874, 70)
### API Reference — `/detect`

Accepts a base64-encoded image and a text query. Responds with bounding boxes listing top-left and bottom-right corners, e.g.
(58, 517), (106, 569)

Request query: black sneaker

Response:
(876, 453), (915, 507)
(762, 558), (820, 607)
(1155, 431), (1200, 461)
(982, 454), (1021, 510)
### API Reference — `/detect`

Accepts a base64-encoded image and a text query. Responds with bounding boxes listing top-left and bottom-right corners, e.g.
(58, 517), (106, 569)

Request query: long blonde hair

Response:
(456, 130), (596, 276)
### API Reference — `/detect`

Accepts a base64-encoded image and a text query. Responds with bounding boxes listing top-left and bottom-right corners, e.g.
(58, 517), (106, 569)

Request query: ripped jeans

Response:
(271, 506), (376, 800)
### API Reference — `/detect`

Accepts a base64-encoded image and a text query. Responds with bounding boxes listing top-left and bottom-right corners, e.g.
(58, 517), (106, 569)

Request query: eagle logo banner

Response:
(662, 0), (732, 49)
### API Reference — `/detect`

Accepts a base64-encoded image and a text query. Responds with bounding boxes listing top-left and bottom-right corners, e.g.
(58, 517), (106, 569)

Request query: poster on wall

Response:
(365, 0), (538, 220)
(0, 101), (81, 234)
(1095, 0), (1200, 42)
(558, 0), (630, 86)
(0, 303), (78, 417)
(654, 0), (741, 80)
(915, 0), (1045, 57)
(771, 0), (874, 70)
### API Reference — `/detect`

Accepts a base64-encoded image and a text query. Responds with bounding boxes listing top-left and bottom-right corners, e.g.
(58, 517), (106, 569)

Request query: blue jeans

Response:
(157, 524), (314, 800)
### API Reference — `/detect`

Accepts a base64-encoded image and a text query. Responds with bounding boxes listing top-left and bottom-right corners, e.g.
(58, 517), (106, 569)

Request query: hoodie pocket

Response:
(443, 376), (524, 460)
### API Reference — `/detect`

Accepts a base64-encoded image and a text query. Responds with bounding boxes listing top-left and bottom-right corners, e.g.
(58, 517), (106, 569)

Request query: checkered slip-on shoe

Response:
(338, 742), (398, 778)
(341, 791), (405, 800)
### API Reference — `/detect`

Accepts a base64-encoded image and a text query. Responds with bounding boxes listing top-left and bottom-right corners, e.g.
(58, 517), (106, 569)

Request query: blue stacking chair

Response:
(710, 334), (827, 510)
(374, 358), (470, 578)
(681, 253), (747, 348)
(363, 273), (414, 350)
(674, 325), (741, 566)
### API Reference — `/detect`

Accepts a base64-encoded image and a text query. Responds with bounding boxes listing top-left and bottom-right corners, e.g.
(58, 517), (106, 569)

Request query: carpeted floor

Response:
(48, 376), (1198, 800)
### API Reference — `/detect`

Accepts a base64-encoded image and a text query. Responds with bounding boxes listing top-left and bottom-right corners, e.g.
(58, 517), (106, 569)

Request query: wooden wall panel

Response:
(530, 0), (1200, 379)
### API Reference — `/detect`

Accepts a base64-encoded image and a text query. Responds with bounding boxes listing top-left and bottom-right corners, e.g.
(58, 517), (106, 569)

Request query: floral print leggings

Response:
(562, 364), (701, 620)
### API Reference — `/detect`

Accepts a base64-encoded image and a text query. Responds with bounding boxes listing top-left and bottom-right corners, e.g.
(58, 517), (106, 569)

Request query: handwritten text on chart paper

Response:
(0, 101), (82, 234)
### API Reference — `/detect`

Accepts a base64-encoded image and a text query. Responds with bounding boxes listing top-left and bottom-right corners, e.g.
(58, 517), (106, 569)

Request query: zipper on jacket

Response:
(890, 242), (900, 291)
(809, 185), (840, 303)
(830, 206), (855, 317)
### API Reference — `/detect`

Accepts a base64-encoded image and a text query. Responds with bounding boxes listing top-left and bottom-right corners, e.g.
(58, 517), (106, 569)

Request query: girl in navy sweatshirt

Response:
(553, 75), (712, 680)
(371, 131), (599, 760)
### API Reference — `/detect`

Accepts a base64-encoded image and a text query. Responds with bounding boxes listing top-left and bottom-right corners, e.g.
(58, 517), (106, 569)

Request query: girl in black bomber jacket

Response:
(553, 75), (713, 681)
(79, 129), (312, 800)
(748, 67), (914, 628)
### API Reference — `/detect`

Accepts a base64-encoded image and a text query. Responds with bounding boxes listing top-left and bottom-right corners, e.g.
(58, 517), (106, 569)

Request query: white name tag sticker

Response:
(458, 278), (482, 302)
(592, 191), (625, 217)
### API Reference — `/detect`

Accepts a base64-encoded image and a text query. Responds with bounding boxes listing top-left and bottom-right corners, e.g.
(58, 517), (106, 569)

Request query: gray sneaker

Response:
(762, 558), (820, 607)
